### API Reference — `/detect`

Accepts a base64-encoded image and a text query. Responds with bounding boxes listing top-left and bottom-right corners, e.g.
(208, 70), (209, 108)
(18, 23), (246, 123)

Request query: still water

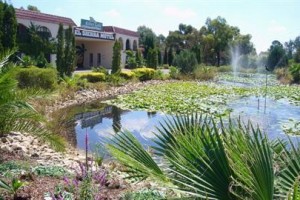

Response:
(74, 96), (300, 151)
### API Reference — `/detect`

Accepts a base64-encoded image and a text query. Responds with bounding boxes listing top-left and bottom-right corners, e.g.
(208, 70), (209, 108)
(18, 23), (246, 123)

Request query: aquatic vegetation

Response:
(105, 77), (300, 115)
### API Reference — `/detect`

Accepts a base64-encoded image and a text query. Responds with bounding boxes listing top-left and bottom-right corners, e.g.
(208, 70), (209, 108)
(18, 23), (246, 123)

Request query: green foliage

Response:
(194, 65), (217, 81)
(120, 71), (136, 80)
(36, 52), (48, 68)
(27, 5), (40, 12)
(167, 47), (174, 66)
(153, 69), (167, 80)
(173, 50), (198, 74)
(0, 161), (30, 176)
(0, 1), (17, 52)
(137, 25), (156, 59)
(267, 40), (288, 70)
(136, 48), (143, 67)
(289, 63), (300, 83)
(146, 48), (158, 69)
(32, 166), (70, 177)
(107, 73), (127, 86)
(0, 178), (26, 198)
(132, 67), (155, 81)
(122, 189), (165, 200)
(21, 55), (36, 67)
(109, 113), (300, 199)
(91, 66), (108, 75)
(56, 24), (76, 77)
(217, 65), (232, 72)
(126, 50), (138, 69)
(168, 66), (179, 79)
(76, 72), (106, 83)
(112, 40), (121, 74)
(15, 66), (58, 90)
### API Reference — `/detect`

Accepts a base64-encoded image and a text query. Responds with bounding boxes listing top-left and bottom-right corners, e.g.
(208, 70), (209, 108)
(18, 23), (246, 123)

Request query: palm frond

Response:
(224, 121), (274, 200)
(107, 131), (167, 182)
(275, 138), (300, 199)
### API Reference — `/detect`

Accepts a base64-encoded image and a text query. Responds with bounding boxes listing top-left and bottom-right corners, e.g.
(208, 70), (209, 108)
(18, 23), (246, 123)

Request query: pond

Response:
(65, 73), (300, 151)
(74, 105), (171, 151)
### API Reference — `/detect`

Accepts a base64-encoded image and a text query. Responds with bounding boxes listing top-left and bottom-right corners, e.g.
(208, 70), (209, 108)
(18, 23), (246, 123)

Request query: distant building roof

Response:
(15, 8), (76, 26)
(103, 26), (138, 37)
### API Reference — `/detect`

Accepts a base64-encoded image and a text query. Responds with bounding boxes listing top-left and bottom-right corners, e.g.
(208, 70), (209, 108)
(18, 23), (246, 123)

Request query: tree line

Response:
(137, 16), (300, 72)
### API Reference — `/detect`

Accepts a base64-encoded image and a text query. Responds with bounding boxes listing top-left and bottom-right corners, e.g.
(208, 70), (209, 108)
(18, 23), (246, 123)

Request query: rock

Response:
(31, 153), (39, 158)
(1, 145), (13, 152)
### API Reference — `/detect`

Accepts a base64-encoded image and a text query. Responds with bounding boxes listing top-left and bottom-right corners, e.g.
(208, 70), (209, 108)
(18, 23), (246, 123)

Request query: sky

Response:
(10, 0), (300, 53)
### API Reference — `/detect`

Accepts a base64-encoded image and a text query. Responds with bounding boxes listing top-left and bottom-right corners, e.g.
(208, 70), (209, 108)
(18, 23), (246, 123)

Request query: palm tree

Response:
(76, 43), (86, 68)
(0, 50), (65, 151)
(107, 113), (300, 199)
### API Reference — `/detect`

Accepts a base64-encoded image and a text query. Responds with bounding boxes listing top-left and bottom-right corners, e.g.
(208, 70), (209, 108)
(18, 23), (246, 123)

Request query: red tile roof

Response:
(15, 8), (76, 26)
(103, 26), (138, 37)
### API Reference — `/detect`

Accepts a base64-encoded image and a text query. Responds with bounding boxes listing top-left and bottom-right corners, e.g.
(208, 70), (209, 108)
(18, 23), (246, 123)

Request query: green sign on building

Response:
(81, 18), (103, 31)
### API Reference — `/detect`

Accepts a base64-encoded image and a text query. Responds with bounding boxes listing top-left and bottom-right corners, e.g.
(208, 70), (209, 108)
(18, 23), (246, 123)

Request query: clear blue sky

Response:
(10, 0), (300, 53)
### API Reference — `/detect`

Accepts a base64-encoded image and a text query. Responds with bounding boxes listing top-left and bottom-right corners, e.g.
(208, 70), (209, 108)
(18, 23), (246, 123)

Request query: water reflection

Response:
(75, 105), (170, 150)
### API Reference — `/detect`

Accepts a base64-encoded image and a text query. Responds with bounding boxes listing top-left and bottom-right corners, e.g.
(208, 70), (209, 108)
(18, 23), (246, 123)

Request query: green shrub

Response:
(91, 66), (108, 75)
(107, 74), (126, 86)
(32, 165), (69, 177)
(132, 67), (155, 81)
(122, 189), (165, 200)
(120, 71), (136, 79)
(21, 55), (36, 67)
(169, 66), (180, 79)
(217, 65), (232, 72)
(153, 69), (167, 80)
(173, 50), (198, 74)
(289, 64), (300, 83)
(36, 52), (48, 68)
(76, 72), (106, 83)
(16, 66), (58, 90)
(194, 66), (217, 81)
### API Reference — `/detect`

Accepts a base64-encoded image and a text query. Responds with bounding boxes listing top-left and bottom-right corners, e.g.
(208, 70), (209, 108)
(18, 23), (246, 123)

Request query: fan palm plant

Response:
(107, 113), (300, 199)
(0, 50), (65, 151)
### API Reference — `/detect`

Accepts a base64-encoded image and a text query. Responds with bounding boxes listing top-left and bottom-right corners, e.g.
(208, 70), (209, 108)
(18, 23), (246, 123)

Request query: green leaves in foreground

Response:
(108, 113), (300, 199)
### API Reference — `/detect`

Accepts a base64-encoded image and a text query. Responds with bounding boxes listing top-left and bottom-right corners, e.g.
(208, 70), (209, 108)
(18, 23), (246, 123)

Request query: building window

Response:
(97, 53), (101, 66)
(89, 53), (93, 67)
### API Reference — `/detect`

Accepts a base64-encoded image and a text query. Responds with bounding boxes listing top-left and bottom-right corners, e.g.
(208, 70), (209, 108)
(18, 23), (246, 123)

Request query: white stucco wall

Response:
(17, 18), (71, 38)
(115, 33), (139, 68)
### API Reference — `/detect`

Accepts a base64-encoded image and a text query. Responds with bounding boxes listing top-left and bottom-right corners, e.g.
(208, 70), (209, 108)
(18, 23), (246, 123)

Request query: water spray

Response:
(264, 65), (270, 114)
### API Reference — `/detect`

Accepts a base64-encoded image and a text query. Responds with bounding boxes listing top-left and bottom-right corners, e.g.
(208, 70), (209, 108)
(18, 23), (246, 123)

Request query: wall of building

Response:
(17, 18), (70, 38)
(115, 33), (139, 68)
(76, 39), (114, 69)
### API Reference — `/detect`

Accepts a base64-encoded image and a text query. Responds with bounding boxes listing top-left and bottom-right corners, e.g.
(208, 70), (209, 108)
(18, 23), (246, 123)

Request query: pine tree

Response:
(56, 24), (76, 77)
(64, 26), (76, 76)
(56, 24), (64, 77)
(112, 40), (121, 74)
(136, 48), (143, 67)
(0, 2), (4, 52)
(0, 2), (17, 51)
(168, 47), (174, 66)
(163, 47), (168, 65)
(147, 48), (158, 69)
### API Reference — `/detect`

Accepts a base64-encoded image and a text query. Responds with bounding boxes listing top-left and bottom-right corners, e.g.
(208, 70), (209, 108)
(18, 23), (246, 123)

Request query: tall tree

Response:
(203, 16), (237, 66)
(267, 40), (288, 70)
(137, 26), (156, 59)
(163, 47), (168, 65)
(56, 24), (64, 76)
(0, 2), (17, 51)
(111, 40), (121, 74)
(167, 47), (174, 66)
(64, 26), (76, 76)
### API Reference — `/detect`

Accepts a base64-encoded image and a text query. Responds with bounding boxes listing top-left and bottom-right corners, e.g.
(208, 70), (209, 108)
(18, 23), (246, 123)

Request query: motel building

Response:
(15, 8), (139, 69)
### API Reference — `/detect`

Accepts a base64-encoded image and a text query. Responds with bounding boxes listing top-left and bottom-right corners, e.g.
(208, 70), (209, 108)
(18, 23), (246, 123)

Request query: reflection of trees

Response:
(147, 111), (157, 118)
(112, 106), (122, 133)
